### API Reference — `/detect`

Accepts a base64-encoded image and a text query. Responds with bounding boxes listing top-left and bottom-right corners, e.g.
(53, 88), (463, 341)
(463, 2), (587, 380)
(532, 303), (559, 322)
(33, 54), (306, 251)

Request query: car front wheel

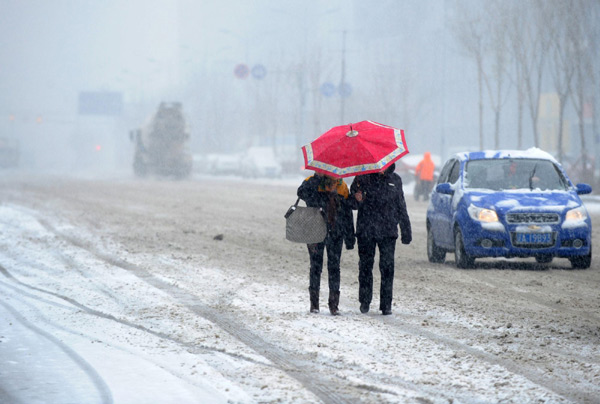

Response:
(454, 228), (475, 269)
(427, 225), (446, 263)
(569, 249), (591, 269)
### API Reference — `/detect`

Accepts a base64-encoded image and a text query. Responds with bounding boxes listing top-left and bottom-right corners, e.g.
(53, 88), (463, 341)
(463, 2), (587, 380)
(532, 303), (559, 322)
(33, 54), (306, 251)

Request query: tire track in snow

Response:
(547, 267), (600, 285)
(34, 219), (362, 404)
(0, 264), (275, 369)
(0, 293), (114, 404)
(38, 217), (598, 404)
(0, 382), (24, 404)
(1, 205), (364, 402)
(433, 268), (600, 401)
(380, 313), (598, 403)
(5, 188), (595, 401)
(460, 269), (600, 324)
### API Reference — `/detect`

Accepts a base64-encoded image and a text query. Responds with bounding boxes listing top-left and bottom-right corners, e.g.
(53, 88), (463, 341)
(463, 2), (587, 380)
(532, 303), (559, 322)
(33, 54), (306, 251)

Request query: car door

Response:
(429, 159), (456, 248)
(437, 159), (460, 247)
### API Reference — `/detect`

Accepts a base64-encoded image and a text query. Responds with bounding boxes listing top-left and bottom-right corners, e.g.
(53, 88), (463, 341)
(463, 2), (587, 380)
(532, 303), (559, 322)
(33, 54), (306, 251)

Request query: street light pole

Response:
(340, 30), (347, 124)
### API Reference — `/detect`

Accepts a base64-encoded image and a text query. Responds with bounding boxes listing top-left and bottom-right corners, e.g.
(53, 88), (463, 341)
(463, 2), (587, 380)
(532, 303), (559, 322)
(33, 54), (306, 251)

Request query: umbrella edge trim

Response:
(305, 147), (410, 177)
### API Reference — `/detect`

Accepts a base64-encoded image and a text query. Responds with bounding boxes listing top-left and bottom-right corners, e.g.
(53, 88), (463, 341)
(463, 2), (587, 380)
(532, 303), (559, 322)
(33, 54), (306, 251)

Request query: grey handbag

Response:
(285, 198), (327, 244)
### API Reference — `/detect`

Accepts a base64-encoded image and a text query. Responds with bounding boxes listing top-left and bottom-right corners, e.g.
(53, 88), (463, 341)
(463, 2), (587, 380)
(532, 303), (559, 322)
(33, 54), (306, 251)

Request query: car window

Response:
(448, 161), (460, 184)
(437, 159), (455, 184)
(464, 159), (569, 191)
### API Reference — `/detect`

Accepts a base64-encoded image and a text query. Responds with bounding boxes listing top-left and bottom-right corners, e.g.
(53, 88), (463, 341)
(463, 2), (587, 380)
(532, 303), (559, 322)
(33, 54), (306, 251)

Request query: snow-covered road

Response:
(1, 173), (599, 403)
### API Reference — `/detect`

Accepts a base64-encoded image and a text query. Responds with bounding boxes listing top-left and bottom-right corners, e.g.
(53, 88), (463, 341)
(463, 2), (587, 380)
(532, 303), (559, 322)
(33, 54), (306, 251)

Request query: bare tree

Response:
(306, 46), (326, 144)
(452, 1), (487, 149)
(590, 2), (600, 184)
(517, 1), (551, 149)
(568, 0), (598, 182)
(186, 68), (239, 153)
(543, 0), (576, 163)
(505, 0), (529, 149)
(366, 51), (412, 129)
(481, 0), (513, 149)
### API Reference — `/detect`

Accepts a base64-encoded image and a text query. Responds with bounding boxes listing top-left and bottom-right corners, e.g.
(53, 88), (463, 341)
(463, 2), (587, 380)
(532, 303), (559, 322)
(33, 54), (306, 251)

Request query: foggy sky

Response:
(1, 0), (488, 173)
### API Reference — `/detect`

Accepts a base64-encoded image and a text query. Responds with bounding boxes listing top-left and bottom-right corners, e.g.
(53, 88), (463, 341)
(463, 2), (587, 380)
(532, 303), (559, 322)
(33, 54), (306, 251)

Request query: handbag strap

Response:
(297, 197), (325, 216)
(284, 198), (301, 219)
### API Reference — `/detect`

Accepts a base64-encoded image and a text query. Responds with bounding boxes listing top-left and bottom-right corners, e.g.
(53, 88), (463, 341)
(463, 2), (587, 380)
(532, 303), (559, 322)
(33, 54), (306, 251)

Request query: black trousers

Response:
(357, 236), (397, 311)
(415, 179), (434, 200)
(307, 235), (343, 293)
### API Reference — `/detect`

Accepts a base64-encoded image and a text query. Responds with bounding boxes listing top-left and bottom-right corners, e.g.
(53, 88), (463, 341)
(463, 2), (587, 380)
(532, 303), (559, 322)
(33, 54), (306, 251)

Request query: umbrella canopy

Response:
(302, 120), (409, 178)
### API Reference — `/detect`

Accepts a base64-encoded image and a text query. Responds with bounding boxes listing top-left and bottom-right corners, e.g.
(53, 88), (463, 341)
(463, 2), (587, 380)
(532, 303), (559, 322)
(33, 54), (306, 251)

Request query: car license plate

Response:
(515, 232), (552, 244)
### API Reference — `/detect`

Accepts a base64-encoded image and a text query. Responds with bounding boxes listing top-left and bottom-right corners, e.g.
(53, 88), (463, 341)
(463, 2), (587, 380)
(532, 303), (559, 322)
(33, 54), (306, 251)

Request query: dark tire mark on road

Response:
(0, 297), (113, 404)
(461, 270), (600, 324)
(0, 264), (269, 368)
(38, 217), (596, 403)
(0, 385), (24, 404)
(28, 220), (366, 404)
(382, 314), (597, 403)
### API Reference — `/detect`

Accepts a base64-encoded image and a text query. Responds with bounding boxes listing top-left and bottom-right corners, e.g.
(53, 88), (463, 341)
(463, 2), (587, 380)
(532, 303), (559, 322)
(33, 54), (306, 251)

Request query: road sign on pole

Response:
(234, 64), (250, 79)
(251, 64), (267, 80)
(320, 82), (336, 97)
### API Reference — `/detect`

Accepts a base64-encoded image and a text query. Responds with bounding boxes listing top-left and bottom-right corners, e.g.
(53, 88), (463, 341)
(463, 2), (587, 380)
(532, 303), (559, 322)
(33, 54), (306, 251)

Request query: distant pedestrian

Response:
(414, 151), (435, 201)
(297, 173), (355, 315)
(350, 164), (412, 315)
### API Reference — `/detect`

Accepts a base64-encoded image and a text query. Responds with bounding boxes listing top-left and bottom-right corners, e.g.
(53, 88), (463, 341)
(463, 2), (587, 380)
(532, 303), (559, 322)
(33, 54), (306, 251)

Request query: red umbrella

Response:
(302, 120), (409, 178)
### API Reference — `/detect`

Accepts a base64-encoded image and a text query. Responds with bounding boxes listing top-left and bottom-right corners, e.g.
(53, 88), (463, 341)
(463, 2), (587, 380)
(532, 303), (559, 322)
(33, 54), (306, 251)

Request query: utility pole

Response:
(441, 0), (447, 160)
(297, 69), (306, 161)
(340, 30), (347, 124)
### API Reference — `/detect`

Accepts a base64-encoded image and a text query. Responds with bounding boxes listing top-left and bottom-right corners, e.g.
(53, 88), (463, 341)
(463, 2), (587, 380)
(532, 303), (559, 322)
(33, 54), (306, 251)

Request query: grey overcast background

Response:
(0, 0), (537, 174)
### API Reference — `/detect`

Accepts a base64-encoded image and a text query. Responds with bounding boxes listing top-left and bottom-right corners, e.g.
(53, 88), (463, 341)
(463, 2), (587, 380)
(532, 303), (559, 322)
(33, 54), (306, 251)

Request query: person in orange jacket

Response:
(414, 151), (435, 201)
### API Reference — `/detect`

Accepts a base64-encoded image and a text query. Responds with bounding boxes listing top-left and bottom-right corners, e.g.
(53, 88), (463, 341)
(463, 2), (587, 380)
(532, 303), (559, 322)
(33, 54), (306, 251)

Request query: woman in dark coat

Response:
(297, 173), (355, 315)
(350, 163), (412, 315)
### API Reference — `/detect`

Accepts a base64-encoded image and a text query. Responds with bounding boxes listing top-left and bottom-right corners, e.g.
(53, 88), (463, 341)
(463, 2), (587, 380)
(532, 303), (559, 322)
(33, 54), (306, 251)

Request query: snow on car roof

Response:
(453, 147), (557, 163)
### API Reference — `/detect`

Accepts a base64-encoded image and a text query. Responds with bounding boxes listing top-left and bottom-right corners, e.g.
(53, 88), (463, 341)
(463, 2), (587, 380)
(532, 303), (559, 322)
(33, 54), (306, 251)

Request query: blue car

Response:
(426, 149), (592, 269)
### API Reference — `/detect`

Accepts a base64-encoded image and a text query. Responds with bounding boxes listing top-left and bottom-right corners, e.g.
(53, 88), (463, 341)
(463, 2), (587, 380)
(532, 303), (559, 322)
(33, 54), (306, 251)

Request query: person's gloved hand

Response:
(401, 233), (412, 245)
(346, 240), (355, 250)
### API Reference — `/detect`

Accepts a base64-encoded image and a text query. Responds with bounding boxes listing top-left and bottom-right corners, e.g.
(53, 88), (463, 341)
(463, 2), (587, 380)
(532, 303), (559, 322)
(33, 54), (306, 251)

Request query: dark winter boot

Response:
(328, 291), (340, 316)
(309, 288), (319, 313)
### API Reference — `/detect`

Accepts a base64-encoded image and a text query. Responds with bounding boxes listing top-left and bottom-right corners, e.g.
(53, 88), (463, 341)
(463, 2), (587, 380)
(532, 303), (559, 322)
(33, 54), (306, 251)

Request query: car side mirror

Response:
(575, 183), (592, 195)
(435, 183), (454, 195)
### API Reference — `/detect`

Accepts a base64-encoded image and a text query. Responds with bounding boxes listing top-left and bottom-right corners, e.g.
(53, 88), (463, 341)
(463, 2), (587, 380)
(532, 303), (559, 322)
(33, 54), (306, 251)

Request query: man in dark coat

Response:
(350, 163), (412, 315)
(298, 173), (355, 315)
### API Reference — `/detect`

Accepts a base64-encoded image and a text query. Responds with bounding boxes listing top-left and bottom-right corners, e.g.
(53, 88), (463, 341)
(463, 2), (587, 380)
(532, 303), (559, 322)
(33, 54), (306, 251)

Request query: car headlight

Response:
(565, 206), (587, 221)
(468, 204), (499, 222)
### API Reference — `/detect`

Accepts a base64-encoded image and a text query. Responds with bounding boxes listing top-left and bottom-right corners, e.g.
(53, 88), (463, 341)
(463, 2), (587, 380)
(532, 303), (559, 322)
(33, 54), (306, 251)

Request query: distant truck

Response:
(129, 102), (192, 178)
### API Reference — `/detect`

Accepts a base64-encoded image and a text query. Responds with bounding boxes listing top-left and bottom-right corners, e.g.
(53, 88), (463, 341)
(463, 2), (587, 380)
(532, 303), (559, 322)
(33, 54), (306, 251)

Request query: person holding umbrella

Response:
(297, 173), (355, 315)
(300, 120), (411, 315)
(350, 164), (412, 315)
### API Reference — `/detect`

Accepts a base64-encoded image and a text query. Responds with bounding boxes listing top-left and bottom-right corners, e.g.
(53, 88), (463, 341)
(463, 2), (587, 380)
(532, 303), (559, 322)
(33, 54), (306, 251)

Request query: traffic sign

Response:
(252, 64), (267, 80)
(320, 82), (336, 97)
(234, 64), (250, 79)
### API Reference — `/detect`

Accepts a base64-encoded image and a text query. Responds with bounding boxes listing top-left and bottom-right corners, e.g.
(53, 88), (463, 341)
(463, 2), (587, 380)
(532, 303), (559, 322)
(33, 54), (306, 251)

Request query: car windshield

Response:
(464, 158), (569, 191)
